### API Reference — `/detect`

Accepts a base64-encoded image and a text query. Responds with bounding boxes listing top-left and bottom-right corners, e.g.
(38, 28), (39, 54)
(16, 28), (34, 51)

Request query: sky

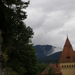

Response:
(24, 0), (75, 50)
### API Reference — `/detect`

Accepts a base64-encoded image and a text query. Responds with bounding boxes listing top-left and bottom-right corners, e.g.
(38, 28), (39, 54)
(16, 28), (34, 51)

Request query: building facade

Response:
(59, 37), (75, 75)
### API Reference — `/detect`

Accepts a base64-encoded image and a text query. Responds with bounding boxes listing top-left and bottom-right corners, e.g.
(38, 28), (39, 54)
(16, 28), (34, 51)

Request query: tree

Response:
(0, 0), (30, 52)
(47, 66), (56, 75)
(0, 0), (39, 75)
(37, 63), (48, 74)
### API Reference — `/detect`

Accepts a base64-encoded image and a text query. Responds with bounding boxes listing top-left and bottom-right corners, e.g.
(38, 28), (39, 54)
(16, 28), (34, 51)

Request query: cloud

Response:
(25, 0), (75, 50)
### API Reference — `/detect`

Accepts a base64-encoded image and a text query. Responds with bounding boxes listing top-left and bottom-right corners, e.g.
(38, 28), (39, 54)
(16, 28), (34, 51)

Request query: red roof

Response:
(64, 37), (71, 46)
(40, 72), (45, 75)
(42, 63), (62, 75)
(59, 37), (75, 62)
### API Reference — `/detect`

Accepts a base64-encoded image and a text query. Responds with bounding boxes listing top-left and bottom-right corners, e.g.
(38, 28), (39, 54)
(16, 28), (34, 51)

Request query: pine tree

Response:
(0, 0), (38, 75)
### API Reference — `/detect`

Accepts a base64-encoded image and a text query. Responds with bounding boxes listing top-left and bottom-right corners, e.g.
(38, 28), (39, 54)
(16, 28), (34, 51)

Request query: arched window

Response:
(62, 65), (63, 68)
(64, 65), (66, 68)
(69, 65), (71, 68)
(72, 65), (73, 67)
(67, 65), (68, 68)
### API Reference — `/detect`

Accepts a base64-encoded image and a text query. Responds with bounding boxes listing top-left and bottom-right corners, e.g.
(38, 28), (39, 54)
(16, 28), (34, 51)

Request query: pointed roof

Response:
(42, 63), (62, 74)
(64, 36), (71, 46)
(59, 37), (75, 62)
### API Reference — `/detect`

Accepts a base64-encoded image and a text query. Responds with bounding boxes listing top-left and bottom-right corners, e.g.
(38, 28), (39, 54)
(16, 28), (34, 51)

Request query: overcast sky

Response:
(24, 0), (75, 50)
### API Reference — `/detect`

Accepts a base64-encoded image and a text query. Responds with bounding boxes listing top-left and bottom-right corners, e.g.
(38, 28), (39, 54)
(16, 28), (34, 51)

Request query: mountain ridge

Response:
(33, 45), (62, 63)
(33, 45), (62, 58)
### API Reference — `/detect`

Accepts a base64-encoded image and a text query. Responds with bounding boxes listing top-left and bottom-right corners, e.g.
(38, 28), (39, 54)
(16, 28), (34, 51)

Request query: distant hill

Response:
(38, 51), (62, 63)
(34, 45), (75, 63)
(34, 45), (53, 58)
(33, 45), (62, 58)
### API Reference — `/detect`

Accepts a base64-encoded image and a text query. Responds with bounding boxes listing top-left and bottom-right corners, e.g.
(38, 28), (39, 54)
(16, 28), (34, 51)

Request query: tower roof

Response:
(64, 37), (71, 46)
(59, 37), (75, 62)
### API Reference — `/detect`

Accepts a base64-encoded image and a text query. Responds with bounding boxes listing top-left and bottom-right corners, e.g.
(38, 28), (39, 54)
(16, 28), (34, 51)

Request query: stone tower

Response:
(0, 31), (7, 75)
(59, 37), (75, 75)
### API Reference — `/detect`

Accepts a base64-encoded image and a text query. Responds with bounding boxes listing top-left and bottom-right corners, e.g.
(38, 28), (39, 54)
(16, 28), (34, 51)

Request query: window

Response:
(67, 65), (68, 68)
(66, 55), (70, 59)
(68, 46), (70, 49)
(62, 65), (63, 68)
(64, 65), (66, 68)
(69, 65), (71, 68)
(67, 56), (70, 58)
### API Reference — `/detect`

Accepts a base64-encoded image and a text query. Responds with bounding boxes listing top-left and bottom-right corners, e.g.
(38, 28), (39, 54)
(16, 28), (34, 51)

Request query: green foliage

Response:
(47, 66), (56, 75)
(8, 68), (19, 75)
(37, 63), (49, 74)
(0, 0), (39, 75)
(17, 67), (27, 75)
(0, 0), (29, 52)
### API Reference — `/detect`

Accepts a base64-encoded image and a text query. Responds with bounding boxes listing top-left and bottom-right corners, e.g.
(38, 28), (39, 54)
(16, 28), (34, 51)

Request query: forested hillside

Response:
(38, 51), (62, 63)
(34, 45), (62, 58)
(34, 45), (53, 58)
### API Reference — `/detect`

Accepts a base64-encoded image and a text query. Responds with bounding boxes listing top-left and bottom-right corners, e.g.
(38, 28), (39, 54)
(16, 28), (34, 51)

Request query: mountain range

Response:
(33, 45), (62, 63)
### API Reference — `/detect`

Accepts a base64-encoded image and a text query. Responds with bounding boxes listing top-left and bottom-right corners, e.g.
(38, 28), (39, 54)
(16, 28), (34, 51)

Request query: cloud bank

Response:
(25, 0), (75, 50)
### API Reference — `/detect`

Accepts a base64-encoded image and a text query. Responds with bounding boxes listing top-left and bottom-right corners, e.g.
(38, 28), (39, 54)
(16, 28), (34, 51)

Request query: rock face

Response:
(0, 31), (7, 75)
